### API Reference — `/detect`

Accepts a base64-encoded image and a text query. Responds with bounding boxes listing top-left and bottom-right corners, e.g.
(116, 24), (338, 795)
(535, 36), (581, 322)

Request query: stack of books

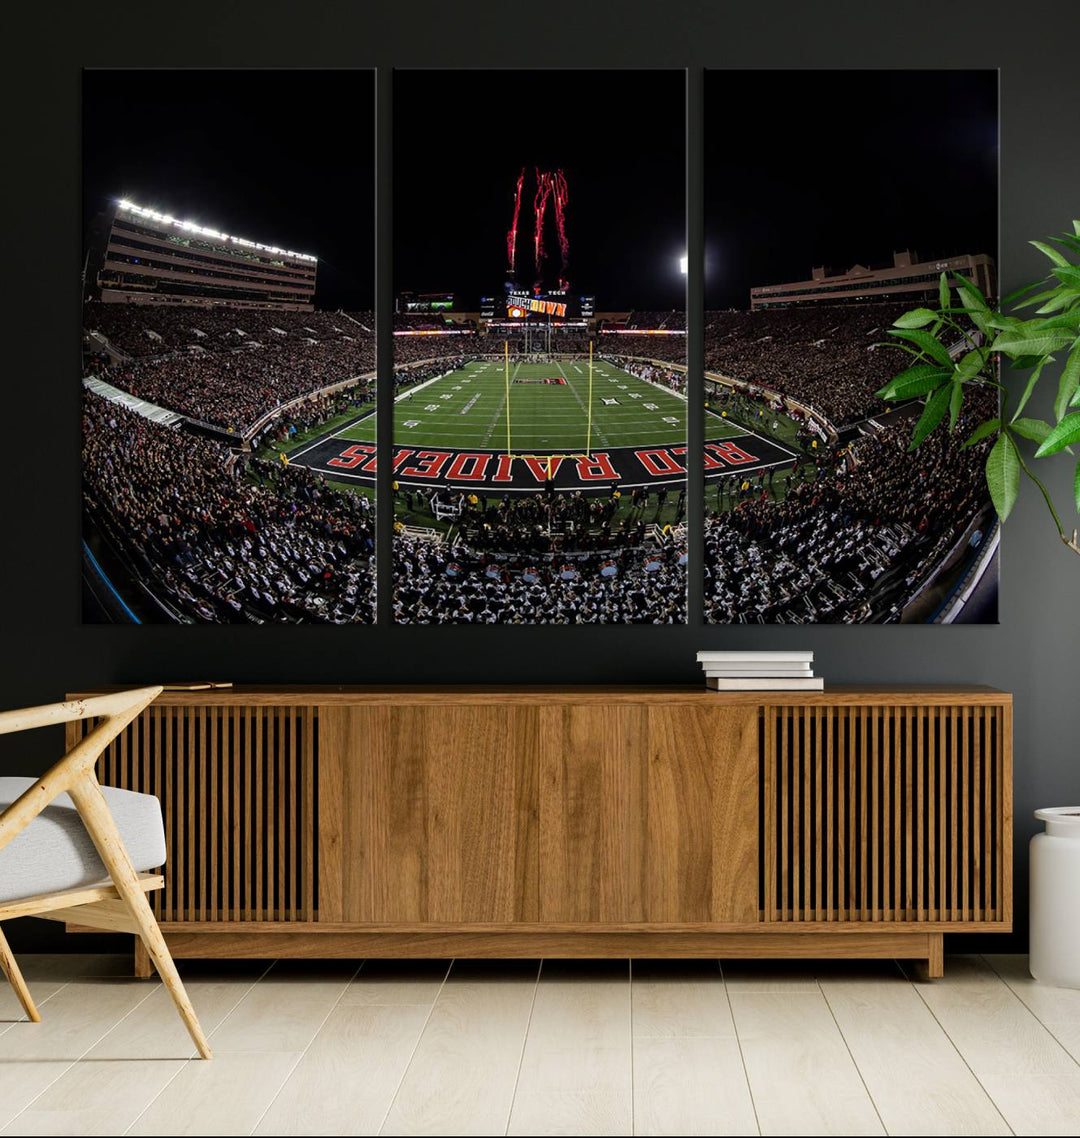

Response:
(696, 651), (823, 691)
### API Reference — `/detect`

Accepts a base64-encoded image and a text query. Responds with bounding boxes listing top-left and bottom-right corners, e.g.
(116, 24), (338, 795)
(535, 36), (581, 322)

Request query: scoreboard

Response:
(399, 291), (454, 313)
(485, 284), (596, 321)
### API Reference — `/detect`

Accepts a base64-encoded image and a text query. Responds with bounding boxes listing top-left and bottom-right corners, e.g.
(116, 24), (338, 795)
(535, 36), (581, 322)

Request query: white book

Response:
(696, 650), (814, 663)
(705, 664), (814, 673)
(706, 677), (824, 691)
(701, 661), (812, 673)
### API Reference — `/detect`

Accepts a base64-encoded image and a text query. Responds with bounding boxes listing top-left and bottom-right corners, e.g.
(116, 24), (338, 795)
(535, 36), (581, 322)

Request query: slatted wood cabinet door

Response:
(762, 701), (1010, 926)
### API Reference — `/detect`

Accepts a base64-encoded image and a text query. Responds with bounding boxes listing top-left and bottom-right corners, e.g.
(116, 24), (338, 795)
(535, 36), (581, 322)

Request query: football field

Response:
(286, 359), (797, 493)
(353, 359), (697, 451)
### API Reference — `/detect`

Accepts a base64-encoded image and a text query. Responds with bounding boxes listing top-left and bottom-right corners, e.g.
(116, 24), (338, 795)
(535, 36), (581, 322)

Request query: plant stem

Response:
(1012, 441), (1080, 558)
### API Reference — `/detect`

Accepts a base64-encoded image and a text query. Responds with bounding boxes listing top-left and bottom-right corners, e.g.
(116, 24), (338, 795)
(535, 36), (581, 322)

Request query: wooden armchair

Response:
(0, 687), (211, 1059)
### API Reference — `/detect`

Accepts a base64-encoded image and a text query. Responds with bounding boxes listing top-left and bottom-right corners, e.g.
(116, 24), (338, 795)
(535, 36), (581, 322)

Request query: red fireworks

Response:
(551, 169), (569, 273)
(533, 168), (553, 277)
(506, 167), (524, 272)
(507, 168), (570, 282)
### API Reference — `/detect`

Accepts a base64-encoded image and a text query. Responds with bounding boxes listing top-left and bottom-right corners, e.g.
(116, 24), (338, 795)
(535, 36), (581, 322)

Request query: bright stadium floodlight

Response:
(114, 198), (319, 262)
(679, 255), (688, 274)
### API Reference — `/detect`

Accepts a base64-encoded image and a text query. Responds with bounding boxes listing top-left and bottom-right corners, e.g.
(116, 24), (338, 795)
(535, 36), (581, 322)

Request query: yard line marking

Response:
(557, 359), (610, 449)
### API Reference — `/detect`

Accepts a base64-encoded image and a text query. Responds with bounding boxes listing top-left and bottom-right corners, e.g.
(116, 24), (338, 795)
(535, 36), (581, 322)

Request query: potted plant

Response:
(878, 221), (1080, 985)
(876, 220), (1080, 556)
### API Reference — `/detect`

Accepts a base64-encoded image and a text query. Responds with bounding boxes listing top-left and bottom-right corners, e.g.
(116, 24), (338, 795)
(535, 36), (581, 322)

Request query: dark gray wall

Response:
(3, 0), (1078, 952)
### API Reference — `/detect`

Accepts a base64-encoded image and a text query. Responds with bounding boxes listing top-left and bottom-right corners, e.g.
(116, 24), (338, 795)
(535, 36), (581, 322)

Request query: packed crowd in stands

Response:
(252, 380), (373, 451)
(103, 339), (374, 434)
(392, 535), (686, 624)
(625, 310), (687, 331)
(84, 301), (373, 359)
(597, 333), (686, 364)
(391, 330), (477, 366)
(82, 393), (374, 623)
(84, 302), (376, 434)
(704, 305), (914, 427)
(447, 485), (686, 554)
(703, 390), (996, 623)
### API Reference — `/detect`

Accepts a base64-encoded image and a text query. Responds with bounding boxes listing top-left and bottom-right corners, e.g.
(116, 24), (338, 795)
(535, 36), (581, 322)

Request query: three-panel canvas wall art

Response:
(81, 69), (999, 625)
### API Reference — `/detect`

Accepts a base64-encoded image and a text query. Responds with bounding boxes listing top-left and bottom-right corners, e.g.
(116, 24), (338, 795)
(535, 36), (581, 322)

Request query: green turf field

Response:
(319, 359), (727, 453)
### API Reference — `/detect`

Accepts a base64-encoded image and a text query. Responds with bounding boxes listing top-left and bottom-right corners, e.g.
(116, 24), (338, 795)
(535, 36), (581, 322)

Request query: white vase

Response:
(1030, 808), (1080, 987)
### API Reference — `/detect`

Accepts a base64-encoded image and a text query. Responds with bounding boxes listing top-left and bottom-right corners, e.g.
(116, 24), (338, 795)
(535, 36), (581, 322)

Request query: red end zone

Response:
(292, 434), (797, 493)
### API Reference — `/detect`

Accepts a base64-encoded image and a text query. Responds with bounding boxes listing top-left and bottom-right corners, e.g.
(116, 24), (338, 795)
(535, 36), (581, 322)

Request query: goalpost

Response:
(503, 339), (598, 480)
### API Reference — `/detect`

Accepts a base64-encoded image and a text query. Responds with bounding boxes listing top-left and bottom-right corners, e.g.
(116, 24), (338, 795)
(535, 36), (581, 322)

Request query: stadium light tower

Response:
(679, 254), (688, 274)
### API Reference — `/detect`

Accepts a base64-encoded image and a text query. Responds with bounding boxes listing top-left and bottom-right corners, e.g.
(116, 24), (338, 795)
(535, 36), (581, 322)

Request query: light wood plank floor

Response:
(2, 954), (1079, 1135)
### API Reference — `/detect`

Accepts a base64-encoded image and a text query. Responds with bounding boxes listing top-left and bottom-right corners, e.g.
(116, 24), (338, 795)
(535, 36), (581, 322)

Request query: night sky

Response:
(393, 71), (687, 311)
(82, 70), (376, 310)
(706, 70), (999, 308)
(82, 70), (995, 316)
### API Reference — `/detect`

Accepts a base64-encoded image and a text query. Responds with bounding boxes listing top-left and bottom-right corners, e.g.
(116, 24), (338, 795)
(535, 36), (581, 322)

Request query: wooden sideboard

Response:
(66, 685), (1012, 977)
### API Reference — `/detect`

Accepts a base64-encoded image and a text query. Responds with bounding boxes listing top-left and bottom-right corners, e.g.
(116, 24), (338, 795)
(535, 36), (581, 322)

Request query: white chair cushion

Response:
(0, 777), (167, 904)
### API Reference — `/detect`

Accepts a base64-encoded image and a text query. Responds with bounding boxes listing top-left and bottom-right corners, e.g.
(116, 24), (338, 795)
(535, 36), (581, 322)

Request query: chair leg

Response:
(69, 777), (213, 1059)
(0, 924), (40, 1023)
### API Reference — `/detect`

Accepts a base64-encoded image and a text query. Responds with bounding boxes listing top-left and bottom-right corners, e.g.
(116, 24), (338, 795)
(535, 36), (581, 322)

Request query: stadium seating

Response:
(704, 305), (913, 428)
(82, 393), (375, 623)
(82, 303), (375, 433)
(703, 390), (996, 624)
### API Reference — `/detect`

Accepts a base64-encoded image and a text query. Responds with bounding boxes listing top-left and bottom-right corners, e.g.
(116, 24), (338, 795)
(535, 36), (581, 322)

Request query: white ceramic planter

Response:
(1030, 808), (1080, 987)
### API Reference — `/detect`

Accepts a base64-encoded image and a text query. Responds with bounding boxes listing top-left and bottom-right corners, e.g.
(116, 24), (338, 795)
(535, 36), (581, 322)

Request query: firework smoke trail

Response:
(533, 168), (553, 277)
(506, 167), (524, 272)
(552, 169), (569, 274)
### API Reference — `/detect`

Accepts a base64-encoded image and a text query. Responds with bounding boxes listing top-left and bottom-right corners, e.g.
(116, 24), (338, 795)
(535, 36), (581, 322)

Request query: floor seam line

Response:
(905, 960), (1016, 1136)
(980, 952), (1080, 1074)
(721, 958), (763, 1137)
(817, 974), (888, 1135)
(122, 957), (282, 1136)
(375, 958), (454, 1136)
(246, 957), (365, 1135)
(504, 958), (543, 1136)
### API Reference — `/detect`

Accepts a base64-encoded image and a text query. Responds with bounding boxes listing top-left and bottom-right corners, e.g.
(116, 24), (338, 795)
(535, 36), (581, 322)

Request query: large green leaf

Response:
(1010, 417), (1053, 444)
(953, 272), (988, 308)
(986, 434), (1020, 521)
(993, 325), (1075, 358)
(939, 271), (950, 311)
(875, 364), (952, 401)
(955, 349), (986, 379)
(1052, 265), (1080, 288)
(957, 287), (991, 334)
(1010, 357), (1047, 421)
(1055, 344), (1080, 422)
(887, 327), (954, 366)
(909, 384), (952, 450)
(961, 418), (1001, 450)
(1002, 278), (1051, 307)
(949, 380), (964, 431)
(1036, 289), (1080, 314)
(1035, 412), (1080, 457)
(893, 308), (939, 329)
(1031, 239), (1070, 268)
(1016, 286), (1067, 310)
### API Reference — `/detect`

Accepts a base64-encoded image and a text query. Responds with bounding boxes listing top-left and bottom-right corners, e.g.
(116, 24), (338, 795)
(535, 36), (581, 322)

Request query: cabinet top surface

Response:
(68, 683), (1011, 706)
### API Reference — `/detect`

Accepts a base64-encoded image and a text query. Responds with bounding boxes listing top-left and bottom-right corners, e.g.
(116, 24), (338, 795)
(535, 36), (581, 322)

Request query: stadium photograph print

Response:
(380, 69), (688, 625)
(81, 70), (376, 624)
(704, 69), (999, 625)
